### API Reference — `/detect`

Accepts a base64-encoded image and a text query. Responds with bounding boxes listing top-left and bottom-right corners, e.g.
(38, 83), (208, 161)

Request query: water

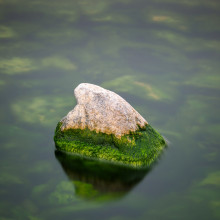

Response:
(0, 0), (220, 219)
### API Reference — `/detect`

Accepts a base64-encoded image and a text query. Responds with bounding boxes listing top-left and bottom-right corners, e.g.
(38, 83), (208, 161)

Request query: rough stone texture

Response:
(61, 83), (148, 138)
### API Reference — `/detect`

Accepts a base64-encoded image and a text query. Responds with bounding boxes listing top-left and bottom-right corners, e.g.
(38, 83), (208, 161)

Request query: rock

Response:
(60, 83), (148, 138)
(54, 83), (166, 168)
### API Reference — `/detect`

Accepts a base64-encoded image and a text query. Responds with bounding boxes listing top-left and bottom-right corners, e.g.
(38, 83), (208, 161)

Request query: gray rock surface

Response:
(61, 83), (148, 138)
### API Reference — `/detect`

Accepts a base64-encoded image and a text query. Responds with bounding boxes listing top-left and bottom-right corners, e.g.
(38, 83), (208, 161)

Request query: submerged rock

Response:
(54, 83), (166, 168)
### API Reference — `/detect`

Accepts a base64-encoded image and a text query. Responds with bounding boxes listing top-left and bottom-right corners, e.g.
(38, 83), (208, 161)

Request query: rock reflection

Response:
(55, 150), (153, 201)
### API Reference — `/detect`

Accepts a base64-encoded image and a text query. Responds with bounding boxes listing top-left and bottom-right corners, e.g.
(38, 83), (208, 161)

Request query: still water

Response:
(0, 0), (219, 219)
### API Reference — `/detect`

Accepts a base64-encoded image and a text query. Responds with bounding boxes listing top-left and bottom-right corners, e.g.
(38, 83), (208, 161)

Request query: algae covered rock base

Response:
(54, 83), (165, 167)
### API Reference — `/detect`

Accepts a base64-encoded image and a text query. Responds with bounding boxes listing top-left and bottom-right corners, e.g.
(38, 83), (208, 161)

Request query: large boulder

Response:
(60, 83), (148, 138)
(54, 83), (166, 168)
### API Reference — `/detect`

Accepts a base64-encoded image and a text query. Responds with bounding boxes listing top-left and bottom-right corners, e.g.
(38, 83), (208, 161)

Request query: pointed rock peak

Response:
(61, 83), (148, 138)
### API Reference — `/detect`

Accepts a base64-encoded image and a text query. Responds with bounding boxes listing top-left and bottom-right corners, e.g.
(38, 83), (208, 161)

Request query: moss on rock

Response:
(54, 122), (165, 168)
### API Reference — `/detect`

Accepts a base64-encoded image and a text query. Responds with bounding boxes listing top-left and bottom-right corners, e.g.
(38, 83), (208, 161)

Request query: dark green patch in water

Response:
(55, 150), (151, 201)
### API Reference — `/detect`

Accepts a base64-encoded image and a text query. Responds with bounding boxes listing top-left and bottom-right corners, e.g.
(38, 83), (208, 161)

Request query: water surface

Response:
(0, 0), (220, 219)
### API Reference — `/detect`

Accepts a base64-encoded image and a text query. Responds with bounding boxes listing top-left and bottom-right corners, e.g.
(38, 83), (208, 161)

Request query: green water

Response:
(0, 0), (219, 219)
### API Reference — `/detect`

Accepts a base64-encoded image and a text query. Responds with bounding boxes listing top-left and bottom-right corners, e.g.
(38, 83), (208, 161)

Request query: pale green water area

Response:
(0, 0), (220, 219)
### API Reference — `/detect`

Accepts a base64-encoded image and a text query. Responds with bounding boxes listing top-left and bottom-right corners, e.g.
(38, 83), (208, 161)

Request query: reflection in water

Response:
(55, 150), (153, 201)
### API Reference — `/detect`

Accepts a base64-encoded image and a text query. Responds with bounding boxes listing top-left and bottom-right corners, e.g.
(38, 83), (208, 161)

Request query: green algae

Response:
(102, 75), (178, 102)
(199, 171), (220, 187)
(12, 96), (74, 127)
(0, 80), (5, 86)
(0, 25), (16, 38)
(42, 56), (77, 71)
(184, 72), (220, 89)
(79, 0), (110, 16)
(49, 181), (77, 205)
(0, 57), (37, 75)
(54, 122), (165, 168)
(143, 8), (188, 31)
